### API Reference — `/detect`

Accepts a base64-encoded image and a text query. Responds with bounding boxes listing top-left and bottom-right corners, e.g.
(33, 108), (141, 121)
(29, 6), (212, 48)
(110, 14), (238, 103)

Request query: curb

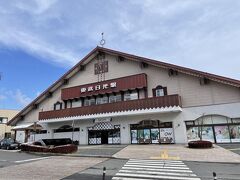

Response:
(18, 151), (240, 164)
(18, 150), (118, 159)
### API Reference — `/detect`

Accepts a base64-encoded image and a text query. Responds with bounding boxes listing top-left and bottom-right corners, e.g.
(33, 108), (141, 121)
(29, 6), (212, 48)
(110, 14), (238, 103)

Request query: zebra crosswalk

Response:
(112, 159), (201, 180)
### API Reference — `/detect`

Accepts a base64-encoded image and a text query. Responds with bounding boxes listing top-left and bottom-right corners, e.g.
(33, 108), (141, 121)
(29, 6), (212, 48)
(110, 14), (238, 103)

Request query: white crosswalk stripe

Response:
(112, 159), (201, 180)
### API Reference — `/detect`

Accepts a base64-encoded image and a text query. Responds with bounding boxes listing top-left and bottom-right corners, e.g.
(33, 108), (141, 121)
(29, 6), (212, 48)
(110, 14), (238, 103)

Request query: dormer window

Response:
(54, 101), (62, 110)
(156, 88), (164, 97)
(153, 85), (167, 97)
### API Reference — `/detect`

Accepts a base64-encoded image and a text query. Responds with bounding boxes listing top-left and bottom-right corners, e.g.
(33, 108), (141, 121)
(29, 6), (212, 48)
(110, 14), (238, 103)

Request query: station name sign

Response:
(80, 82), (117, 93)
(61, 73), (147, 100)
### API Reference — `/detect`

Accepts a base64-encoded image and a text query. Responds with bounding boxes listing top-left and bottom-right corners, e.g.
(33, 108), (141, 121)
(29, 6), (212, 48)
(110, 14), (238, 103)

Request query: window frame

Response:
(54, 101), (62, 110)
(152, 85), (167, 97)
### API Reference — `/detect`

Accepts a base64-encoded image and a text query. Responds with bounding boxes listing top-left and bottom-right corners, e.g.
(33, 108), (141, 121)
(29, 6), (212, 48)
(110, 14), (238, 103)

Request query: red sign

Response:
(61, 73), (147, 100)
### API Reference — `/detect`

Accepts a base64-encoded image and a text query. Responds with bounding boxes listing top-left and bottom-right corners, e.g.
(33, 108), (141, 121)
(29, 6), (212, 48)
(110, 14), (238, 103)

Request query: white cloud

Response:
(14, 89), (32, 107)
(0, 1), (240, 79)
(0, 88), (32, 109)
(14, 0), (57, 15)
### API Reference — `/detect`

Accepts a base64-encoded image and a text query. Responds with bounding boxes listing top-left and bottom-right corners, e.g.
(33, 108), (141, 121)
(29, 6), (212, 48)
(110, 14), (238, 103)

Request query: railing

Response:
(39, 94), (181, 120)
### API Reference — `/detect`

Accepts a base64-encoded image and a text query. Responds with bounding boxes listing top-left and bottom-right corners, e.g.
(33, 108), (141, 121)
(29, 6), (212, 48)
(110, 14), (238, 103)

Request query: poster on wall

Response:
(143, 129), (151, 143)
(160, 128), (174, 143)
(214, 126), (230, 143)
(229, 125), (240, 142)
(137, 129), (144, 143)
(151, 128), (160, 144)
(201, 126), (215, 142)
(187, 127), (199, 141)
(131, 130), (138, 144)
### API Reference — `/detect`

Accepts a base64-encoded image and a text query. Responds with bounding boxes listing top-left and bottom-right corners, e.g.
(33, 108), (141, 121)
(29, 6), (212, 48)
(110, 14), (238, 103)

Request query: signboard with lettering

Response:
(160, 128), (174, 143)
(80, 82), (117, 94)
(61, 73), (147, 100)
(94, 61), (108, 75)
(94, 118), (111, 123)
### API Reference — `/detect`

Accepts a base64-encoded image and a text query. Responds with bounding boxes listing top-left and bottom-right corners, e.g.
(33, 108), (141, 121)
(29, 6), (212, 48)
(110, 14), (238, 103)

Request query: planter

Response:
(20, 144), (78, 154)
(188, 140), (213, 149)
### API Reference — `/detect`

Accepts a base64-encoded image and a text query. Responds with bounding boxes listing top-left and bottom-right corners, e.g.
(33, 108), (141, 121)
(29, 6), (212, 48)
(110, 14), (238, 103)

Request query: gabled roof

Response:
(8, 46), (240, 126)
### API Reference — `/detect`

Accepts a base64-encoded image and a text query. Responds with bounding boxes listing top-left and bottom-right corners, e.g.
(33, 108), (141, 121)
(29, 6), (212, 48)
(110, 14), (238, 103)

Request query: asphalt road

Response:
(0, 149), (49, 168)
(218, 143), (240, 155)
(62, 158), (127, 180)
(186, 161), (240, 180)
(63, 158), (240, 180)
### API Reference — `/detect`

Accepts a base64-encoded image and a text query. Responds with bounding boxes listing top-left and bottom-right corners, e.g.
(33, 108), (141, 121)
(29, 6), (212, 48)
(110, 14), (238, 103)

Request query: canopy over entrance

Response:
(137, 120), (161, 128)
(12, 123), (43, 130)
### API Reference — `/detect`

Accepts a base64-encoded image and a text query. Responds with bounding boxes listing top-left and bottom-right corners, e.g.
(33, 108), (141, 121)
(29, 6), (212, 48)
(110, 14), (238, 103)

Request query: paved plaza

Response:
(0, 144), (240, 179)
(0, 154), (106, 180)
(113, 144), (240, 163)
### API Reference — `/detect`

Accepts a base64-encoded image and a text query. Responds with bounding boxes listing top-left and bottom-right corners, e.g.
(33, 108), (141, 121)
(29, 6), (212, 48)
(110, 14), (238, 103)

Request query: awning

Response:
(40, 105), (182, 123)
(12, 123), (43, 130)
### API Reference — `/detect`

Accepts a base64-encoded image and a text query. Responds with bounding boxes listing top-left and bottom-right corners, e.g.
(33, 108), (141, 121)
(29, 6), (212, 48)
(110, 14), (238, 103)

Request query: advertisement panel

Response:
(229, 125), (240, 142)
(187, 127), (199, 141)
(151, 128), (160, 144)
(131, 130), (137, 144)
(160, 128), (174, 143)
(201, 126), (215, 142)
(214, 126), (230, 143)
(137, 129), (144, 143)
(143, 129), (151, 143)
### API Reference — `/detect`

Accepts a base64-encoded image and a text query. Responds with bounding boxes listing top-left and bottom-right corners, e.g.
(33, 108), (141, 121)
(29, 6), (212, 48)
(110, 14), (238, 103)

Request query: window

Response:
(109, 94), (122, 103)
(96, 95), (108, 105)
(124, 91), (138, 101)
(54, 101), (62, 110)
(72, 99), (82, 108)
(84, 97), (96, 106)
(90, 97), (96, 105)
(153, 85), (167, 97)
(66, 100), (71, 108)
(156, 89), (164, 97)
(0, 117), (8, 124)
(84, 98), (90, 106)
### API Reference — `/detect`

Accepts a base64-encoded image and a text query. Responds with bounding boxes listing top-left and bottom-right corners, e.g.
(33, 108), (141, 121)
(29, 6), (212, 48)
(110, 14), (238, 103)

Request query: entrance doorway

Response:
(101, 131), (108, 144)
(88, 122), (121, 145)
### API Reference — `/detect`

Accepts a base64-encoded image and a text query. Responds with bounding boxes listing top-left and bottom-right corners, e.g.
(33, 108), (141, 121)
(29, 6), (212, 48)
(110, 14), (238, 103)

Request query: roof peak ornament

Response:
(99, 32), (106, 47)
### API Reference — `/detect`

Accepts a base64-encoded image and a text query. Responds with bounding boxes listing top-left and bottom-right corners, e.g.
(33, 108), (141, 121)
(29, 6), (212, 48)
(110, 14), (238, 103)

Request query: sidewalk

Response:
(112, 144), (240, 163)
(76, 144), (127, 157)
(24, 144), (240, 163)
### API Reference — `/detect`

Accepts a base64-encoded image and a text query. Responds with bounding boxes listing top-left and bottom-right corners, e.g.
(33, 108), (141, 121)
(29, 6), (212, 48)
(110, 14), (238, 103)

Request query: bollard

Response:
(102, 167), (106, 180)
(213, 172), (217, 180)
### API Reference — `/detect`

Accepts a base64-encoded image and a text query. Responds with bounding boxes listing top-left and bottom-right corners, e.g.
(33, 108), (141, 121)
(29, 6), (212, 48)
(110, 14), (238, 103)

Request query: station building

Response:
(8, 47), (240, 144)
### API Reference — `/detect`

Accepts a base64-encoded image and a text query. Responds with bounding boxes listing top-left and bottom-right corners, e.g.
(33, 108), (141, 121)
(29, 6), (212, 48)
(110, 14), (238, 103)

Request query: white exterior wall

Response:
(29, 133), (48, 142)
(16, 130), (25, 143)
(38, 102), (240, 145)
(40, 112), (186, 144)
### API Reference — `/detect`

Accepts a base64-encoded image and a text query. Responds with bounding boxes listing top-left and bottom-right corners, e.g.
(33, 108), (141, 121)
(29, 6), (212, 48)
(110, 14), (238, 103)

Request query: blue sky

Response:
(0, 0), (240, 110)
